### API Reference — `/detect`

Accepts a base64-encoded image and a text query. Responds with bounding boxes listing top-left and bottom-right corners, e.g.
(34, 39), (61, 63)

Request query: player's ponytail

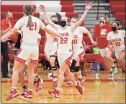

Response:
(23, 5), (34, 27)
(27, 15), (32, 27)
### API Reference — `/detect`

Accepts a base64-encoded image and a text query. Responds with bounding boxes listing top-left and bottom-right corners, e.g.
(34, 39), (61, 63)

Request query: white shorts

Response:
(44, 42), (57, 60)
(114, 49), (125, 59)
(73, 43), (86, 59)
(99, 48), (108, 57)
(57, 53), (73, 66)
(106, 47), (125, 59)
(16, 44), (39, 64)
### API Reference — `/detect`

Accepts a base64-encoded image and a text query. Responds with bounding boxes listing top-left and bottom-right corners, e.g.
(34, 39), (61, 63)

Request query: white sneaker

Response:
(113, 66), (118, 74)
(96, 73), (100, 80)
(109, 71), (115, 79)
(48, 72), (53, 79)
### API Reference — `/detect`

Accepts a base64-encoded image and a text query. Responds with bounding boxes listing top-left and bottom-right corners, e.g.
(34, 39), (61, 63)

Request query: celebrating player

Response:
(44, 15), (60, 86)
(40, 1), (92, 98)
(1, 5), (57, 101)
(68, 17), (96, 84)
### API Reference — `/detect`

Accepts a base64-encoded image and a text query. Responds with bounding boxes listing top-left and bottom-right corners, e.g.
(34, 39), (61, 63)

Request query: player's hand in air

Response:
(39, 5), (46, 12)
(85, 1), (93, 10)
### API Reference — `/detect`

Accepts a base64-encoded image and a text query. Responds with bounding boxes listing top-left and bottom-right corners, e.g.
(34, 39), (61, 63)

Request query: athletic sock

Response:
(12, 86), (16, 90)
(27, 88), (32, 91)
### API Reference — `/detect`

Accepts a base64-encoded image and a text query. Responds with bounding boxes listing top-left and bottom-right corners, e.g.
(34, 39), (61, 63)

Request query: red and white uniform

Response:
(56, 26), (74, 66)
(72, 26), (86, 58)
(107, 30), (125, 58)
(14, 16), (45, 64)
(44, 24), (58, 59)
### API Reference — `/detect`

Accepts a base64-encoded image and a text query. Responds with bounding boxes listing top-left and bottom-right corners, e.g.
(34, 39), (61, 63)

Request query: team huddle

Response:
(1, 1), (125, 101)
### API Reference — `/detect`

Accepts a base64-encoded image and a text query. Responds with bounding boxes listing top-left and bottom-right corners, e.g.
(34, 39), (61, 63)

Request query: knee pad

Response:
(70, 66), (75, 72)
(70, 67), (76, 73)
(71, 59), (76, 68)
(75, 66), (80, 72)
(70, 59), (76, 72)
(47, 64), (51, 71)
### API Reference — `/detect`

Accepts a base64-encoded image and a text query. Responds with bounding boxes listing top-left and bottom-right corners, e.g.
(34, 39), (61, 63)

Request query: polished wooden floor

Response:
(1, 69), (125, 103)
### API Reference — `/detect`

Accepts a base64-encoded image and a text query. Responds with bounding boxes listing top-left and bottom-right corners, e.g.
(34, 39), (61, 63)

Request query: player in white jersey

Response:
(1, 5), (57, 101)
(44, 15), (59, 86)
(67, 17), (96, 84)
(40, 2), (92, 98)
(15, 31), (43, 95)
(105, 22), (125, 78)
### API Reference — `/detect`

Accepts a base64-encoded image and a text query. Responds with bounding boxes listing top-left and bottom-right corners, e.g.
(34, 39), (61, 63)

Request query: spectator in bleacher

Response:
(1, 11), (14, 78)
(94, 16), (117, 72)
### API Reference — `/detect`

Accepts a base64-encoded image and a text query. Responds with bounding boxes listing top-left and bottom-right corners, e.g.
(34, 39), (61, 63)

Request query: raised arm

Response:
(39, 5), (58, 29)
(83, 27), (96, 46)
(39, 19), (61, 38)
(43, 27), (60, 38)
(73, 2), (92, 30)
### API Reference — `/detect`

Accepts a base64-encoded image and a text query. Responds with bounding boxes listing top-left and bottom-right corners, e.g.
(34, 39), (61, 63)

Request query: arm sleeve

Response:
(14, 18), (23, 30)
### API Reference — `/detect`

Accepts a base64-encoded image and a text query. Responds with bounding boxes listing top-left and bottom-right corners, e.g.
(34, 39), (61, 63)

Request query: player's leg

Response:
(74, 49), (85, 83)
(50, 55), (58, 86)
(19, 63), (28, 96)
(117, 51), (125, 72)
(100, 48), (111, 71)
(34, 63), (43, 92)
(25, 46), (39, 98)
(65, 63), (84, 95)
(44, 48), (53, 79)
(25, 62), (36, 98)
(74, 53), (84, 82)
(49, 54), (84, 98)
(105, 50), (115, 77)
(48, 61), (67, 98)
(6, 60), (25, 101)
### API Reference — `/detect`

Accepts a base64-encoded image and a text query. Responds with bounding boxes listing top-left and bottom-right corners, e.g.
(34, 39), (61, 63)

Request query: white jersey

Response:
(73, 26), (85, 47)
(56, 26), (74, 54)
(107, 30), (125, 50)
(14, 15), (45, 45)
(45, 24), (57, 46)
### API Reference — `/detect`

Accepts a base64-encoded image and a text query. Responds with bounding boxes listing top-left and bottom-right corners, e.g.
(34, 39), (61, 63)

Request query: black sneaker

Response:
(3, 76), (10, 78)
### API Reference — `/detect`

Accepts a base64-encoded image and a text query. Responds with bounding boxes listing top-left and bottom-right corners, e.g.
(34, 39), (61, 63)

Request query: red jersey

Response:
(94, 24), (111, 37)
(1, 18), (14, 30)
(94, 24), (111, 48)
